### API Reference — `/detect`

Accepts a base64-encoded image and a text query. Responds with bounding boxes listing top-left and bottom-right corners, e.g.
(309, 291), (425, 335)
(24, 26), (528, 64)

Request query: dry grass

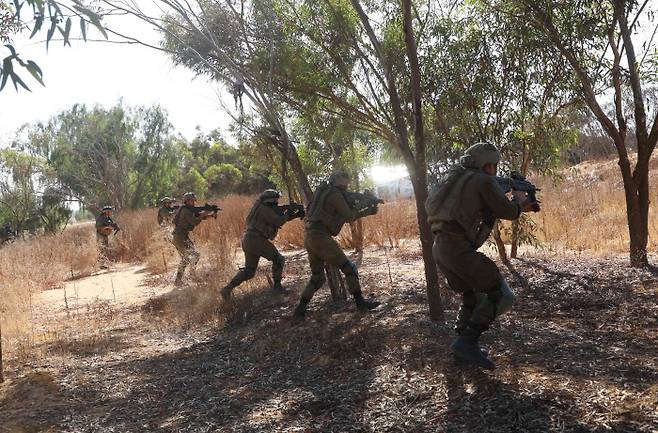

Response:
(535, 155), (658, 255)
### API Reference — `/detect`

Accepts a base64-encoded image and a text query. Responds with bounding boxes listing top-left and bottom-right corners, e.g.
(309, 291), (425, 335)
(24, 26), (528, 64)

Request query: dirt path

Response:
(37, 264), (171, 314)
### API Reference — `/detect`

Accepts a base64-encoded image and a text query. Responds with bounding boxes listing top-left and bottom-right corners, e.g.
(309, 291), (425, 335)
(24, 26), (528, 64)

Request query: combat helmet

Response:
(328, 169), (351, 185)
(460, 142), (501, 169)
(259, 189), (281, 204)
(182, 192), (197, 201)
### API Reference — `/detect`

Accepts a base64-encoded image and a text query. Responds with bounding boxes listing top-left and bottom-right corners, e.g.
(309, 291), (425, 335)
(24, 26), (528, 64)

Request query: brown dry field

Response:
(0, 157), (657, 432)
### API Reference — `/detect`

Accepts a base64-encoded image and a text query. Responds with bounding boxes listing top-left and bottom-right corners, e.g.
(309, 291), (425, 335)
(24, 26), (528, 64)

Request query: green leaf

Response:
(5, 44), (17, 57)
(30, 16), (45, 39)
(0, 60), (11, 92)
(46, 19), (57, 49)
(58, 17), (72, 47)
(26, 60), (44, 86)
(79, 7), (108, 39)
(80, 17), (87, 41)
(10, 71), (30, 91)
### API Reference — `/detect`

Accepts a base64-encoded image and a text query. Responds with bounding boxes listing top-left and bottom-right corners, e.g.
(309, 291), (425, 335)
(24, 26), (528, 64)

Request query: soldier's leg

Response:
(97, 233), (110, 268)
(172, 236), (189, 284)
(221, 252), (259, 299)
(258, 240), (286, 291)
(294, 252), (326, 318)
(322, 237), (379, 312)
(434, 241), (476, 334)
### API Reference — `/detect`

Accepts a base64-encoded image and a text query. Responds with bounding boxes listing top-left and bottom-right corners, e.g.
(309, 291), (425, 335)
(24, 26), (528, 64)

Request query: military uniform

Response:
(158, 205), (176, 226)
(172, 205), (203, 283)
(95, 210), (119, 265)
(427, 142), (527, 369)
(293, 175), (379, 317)
(220, 192), (290, 298)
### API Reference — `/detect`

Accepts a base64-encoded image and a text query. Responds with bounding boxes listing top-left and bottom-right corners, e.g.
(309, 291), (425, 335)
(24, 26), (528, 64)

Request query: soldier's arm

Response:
(481, 176), (522, 221)
(327, 190), (360, 222)
(184, 208), (204, 226)
(262, 206), (288, 227)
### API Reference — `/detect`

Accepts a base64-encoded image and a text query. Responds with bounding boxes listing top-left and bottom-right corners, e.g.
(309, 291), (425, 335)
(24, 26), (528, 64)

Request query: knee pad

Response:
(340, 260), (358, 277)
(241, 267), (257, 280)
(310, 272), (326, 289)
(487, 280), (516, 317)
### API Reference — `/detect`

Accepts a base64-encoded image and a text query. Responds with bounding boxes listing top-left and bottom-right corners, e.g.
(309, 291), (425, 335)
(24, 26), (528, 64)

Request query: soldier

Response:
(95, 205), (120, 268)
(220, 189), (303, 299)
(426, 142), (539, 370)
(158, 197), (177, 226)
(172, 192), (213, 286)
(293, 170), (380, 318)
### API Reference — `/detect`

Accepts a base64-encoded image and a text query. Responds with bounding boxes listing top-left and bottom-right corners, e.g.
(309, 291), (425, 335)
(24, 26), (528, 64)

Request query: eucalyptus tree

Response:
(484, 0), (658, 267)
(424, 4), (579, 258)
(101, 0), (314, 201)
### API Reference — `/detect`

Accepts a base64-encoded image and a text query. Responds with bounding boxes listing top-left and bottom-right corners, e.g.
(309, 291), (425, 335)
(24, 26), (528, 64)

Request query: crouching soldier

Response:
(95, 205), (120, 268)
(293, 170), (380, 318)
(172, 192), (213, 285)
(426, 142), (539, 370)
(220, 189), (304, 299)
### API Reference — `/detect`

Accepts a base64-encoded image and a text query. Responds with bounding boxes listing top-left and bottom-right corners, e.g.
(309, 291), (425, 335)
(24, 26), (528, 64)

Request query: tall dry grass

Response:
(535, 156), (658, 254)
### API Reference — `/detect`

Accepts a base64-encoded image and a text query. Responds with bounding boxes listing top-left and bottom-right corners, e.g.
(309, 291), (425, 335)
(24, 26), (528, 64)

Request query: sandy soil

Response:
(37, 264), (170, 313)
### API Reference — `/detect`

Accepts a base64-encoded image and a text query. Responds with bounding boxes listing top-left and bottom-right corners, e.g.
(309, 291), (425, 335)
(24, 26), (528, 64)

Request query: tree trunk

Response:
(615, 140), (649, 268)
(409, 175), (444, 321)
(283, 140), (313, 204)
(493, 222), (510, 266)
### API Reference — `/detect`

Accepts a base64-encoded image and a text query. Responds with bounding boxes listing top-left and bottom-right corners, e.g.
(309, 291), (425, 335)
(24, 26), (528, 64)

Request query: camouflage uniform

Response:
(158, 205), (176, 226)
(293, 172), (379, 318)
(172, 205), (203, 283)
(220, 191), (289, 298)
(426, 142), (522, 369)
(95, 209), (119, 264)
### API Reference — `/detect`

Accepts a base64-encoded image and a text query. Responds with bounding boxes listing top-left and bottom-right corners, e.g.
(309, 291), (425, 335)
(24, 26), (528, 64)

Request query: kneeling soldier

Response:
(95, 205), (120, 268)
(220, 189), (303, 299)
(293, 170), (380, 318)
(426, 142), (539, 370)
(172, 192), (213, 285)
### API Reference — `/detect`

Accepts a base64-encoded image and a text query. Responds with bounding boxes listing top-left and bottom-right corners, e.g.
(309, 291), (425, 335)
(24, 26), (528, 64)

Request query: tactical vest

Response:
(245, 201), (280, 240)
(305, 183), (347, 236)
(426, 165), (493, 247)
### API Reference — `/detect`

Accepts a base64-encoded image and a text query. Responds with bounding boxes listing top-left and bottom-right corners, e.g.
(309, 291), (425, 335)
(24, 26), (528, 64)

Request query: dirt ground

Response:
(1, 248), (657, 433)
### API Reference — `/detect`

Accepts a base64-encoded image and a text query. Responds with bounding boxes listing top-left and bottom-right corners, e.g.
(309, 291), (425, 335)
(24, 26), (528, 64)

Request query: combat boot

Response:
(219, 284), (233, 300)
(272, 280), (288, 294)
(353, 291), (380, 312)
(293, 298), (310, 319)
(450, 324), (495, 370)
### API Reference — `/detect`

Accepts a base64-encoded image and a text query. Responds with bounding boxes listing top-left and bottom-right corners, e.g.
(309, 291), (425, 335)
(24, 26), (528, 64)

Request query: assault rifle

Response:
(495, 171), (541, 212)
(344, 189), (384, 213)
(278, 203), (305, 220)
(192, 203), (222, 219)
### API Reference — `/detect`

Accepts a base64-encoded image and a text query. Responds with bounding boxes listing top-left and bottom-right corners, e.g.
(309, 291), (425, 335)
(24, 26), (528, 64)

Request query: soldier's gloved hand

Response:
(512, 190), (527, 202)
(361, 205), (378, 217)
(523, 200), (541, 213)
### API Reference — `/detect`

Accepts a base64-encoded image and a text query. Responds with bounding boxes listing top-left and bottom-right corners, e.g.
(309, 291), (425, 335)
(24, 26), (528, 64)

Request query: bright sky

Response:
(0, 11), (232, 145)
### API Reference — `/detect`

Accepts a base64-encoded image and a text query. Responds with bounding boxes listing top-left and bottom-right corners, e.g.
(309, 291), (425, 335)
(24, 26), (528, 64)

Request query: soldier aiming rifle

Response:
(293, 170), (382, 319)
(95, 205), (120, 269)
(172, 192), (219, 286)
(220, 190), (304, 299)
(426, 142), (540, 370)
